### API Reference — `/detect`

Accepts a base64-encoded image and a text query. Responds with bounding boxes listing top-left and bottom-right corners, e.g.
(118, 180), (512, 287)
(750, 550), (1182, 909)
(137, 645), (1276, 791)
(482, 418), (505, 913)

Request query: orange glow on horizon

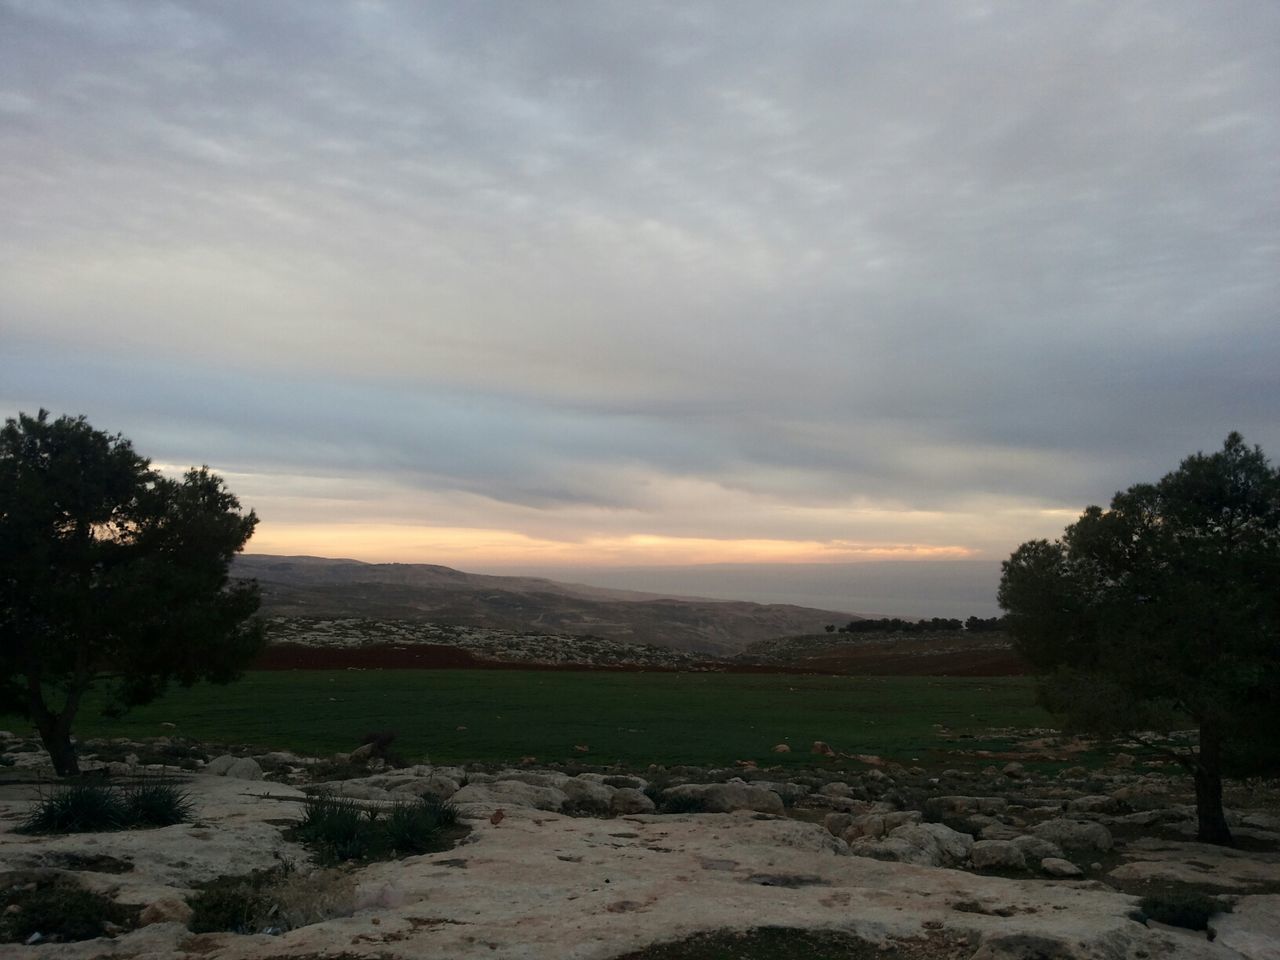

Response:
(245, 522), (976, 567)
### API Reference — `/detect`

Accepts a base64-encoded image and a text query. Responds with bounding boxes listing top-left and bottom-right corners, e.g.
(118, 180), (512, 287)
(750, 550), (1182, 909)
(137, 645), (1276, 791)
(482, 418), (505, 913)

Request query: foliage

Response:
(188, 864), (286, 934)
(1, 874), (133, 943)
(1138, 889), (1231, 931)
(292, 794), (461, 865)
(999, 433), (1280, 843)
(838, 617), (970, 634)
(612, 926), (905, 960)
(19, 779), (194, 834)
(0, 410), (264, 776)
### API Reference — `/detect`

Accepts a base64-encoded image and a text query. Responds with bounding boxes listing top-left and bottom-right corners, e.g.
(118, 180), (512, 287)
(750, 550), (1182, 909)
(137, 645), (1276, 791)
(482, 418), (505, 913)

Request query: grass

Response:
(2, 671), (1051, 770)
(19, 780), (192, 834)
(612, 927), (954, 959)
(1138, 889), (1233, 931)
(1, 875), (135, 943)
(291, 794), (462, 864)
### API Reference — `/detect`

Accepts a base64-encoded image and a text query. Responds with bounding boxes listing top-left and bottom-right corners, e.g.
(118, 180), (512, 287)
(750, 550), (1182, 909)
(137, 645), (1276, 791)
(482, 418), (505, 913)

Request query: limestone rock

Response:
(205, 755), (264, 781)
(662, 783), (785, 815)
(850, 821), (972, 867)
(1012, 834), (1063, 862)
(139, 897), (193, 928)
(610, 788), (656, 815)
(924, 795), (1009, 819)
(1066, 795), (1119, 814)
(561, 777), (614, 813)
(453, 780), (568, 812)
(970, 839), (1027, 871)
(1030, 818), (1112, 852)
(1040, 857), (1084, 878)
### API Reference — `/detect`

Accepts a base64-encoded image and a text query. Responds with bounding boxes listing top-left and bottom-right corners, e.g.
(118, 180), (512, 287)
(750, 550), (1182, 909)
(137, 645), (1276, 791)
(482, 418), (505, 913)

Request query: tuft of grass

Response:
(20, 782), (127, 834)
(19, 779), (193, 834)
(187, 862), (356, 935)
(120, 780), (193, 827)
(1, 875), (134, 943)
(291, 794), (462, 864)
(1139, 889), (1232, 931)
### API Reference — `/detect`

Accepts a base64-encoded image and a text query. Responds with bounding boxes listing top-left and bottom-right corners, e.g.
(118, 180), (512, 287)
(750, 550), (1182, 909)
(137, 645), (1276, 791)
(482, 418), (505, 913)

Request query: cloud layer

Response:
(2, 1), (1277, 579)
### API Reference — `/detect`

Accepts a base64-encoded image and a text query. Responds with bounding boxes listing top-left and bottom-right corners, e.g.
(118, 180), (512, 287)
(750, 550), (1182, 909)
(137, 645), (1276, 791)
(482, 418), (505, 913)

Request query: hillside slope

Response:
(234, 554), (859, 655)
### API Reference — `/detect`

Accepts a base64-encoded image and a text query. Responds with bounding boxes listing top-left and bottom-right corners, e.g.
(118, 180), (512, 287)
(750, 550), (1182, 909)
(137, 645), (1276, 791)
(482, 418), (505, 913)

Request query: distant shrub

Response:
(1, 875), (133, 943)
(20, 779), (193, 834)
(1139, 890), (1231, 931)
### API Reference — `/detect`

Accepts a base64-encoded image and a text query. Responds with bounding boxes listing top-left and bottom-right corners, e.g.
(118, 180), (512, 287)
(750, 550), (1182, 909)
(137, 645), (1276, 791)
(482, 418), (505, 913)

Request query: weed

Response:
(20, 782), (127, 833)
(120, 780), (193, 827)
(291, 794), (462, 864)
(1, 875), (134, 943)
(188, 865), (284, 934)
(383, 797), (460, 856)
(1139, 889), (1232, 931)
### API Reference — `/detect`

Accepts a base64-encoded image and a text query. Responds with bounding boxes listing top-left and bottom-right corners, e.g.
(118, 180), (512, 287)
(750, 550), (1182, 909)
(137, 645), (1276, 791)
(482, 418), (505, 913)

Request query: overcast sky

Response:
(2, 1), (1277, 607)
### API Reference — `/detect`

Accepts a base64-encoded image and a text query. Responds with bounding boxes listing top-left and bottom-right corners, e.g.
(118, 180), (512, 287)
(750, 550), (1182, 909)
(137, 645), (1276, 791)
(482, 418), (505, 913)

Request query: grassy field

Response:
(4, 671), (1054, 770)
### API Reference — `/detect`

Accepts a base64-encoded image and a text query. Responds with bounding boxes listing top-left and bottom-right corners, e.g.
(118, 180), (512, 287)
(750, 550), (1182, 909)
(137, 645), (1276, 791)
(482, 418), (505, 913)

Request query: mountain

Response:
(233, 554), (860, 655)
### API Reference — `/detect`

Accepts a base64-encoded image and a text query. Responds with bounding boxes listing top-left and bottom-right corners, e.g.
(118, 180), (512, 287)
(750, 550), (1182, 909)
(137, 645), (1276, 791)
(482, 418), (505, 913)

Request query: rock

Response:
(818, 781), (852, 798)
(970, 839), (1027, 871)
(824, 812), (854, 837)
(1002, 762), (1027, 779)
(1066, 795), (1118, 814)
(970, 932), (1089, 958)
(662, 783), (785, 815)
(609, 788), (655, 815)
(1111, 752), (1136, 768)
(452, 780), (568, 812)
(1058, 766), (1089, 779)
(348, 742), (377, 762)
(492, 770), (571, 790)
(850, 822), (972, 867)
(1030, 818), (1113, 852)
(333, 781), (392, 801)
(1040, 857), (1084, 878)
(749, 781), (809, 805)
(561, 778), (614, 813)
(139, 897), (193, 928)
(923, 796), (1009, 819)
(1012, 835), (1063, 862)
(1212, 893), (1280, 960)
(1111, 781), (1170, 812)
(979, 823), (1022, 841)
(772, 743), (790, 753)
(810, 741), (836, 756)
(205, 755), (263, 781)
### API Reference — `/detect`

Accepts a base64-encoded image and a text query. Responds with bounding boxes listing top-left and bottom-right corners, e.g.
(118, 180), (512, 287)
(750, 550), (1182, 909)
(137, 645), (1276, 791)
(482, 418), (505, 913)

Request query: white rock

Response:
(453, 780), (568, 811)
(1030, 818), (1112, 852)
(610, 788), (656, 815)
(970, 839), (1027, 871)
(1040, 857), (1084, 878)
(662, 783), (785, 815)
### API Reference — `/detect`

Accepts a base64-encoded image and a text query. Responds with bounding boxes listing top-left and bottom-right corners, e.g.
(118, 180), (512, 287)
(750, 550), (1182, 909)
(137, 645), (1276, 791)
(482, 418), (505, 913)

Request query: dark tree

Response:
(999, 433), (1280, 844)
(0, 411), (265, 776)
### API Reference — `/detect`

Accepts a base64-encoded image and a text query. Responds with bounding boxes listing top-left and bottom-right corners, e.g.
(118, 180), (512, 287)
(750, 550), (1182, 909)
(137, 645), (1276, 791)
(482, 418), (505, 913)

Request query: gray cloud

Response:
(2, 0), (1278, 563)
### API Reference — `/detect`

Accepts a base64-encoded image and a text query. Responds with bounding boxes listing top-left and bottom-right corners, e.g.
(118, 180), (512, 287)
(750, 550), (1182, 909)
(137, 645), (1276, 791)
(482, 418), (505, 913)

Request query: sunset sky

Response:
(2, 2), (1277, 614)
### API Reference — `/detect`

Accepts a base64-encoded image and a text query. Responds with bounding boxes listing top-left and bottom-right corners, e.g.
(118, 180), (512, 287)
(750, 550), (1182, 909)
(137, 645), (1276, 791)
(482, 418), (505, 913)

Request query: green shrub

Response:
(291, 794), (461, 864)
(1, 875), (133, 943)
(20, 779), (193, 834)
(121, 780), (193, 827)
(20, 782), (127, 833)
(1139, 890), (1232, 931)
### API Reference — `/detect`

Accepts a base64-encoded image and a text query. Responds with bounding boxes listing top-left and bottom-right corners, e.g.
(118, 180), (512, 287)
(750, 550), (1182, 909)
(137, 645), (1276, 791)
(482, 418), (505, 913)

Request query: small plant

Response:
(1, 875), (133, 943)
(20, 782), (127, 833)
(291, 794), (462, 864)
(19, 779), (193, 834)
(1139, 889), (1232, 931)
(121, 780), (194, 827)
(188, 865), (286, 934)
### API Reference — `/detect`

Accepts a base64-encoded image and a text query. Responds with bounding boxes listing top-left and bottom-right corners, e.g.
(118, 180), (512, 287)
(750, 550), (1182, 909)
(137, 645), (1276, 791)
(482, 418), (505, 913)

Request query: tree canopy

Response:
(0, 410), (264, 775)
(998, 433), (1280, 844)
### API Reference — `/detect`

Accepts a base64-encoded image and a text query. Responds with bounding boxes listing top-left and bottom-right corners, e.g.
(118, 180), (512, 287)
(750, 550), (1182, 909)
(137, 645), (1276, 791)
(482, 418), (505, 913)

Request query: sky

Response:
(2, 2), (1278, 615)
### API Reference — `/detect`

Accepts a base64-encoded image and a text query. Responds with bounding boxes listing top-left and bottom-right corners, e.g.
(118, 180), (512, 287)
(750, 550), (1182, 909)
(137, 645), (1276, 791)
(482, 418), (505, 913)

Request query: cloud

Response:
(2, 0), (1277, 571)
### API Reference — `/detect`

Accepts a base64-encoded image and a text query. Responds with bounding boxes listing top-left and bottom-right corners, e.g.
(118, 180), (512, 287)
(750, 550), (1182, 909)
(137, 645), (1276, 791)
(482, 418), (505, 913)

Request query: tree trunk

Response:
(36, 723), (81, 777)
(25, 677), (81, 777)
(1194, 720), (1232, 845)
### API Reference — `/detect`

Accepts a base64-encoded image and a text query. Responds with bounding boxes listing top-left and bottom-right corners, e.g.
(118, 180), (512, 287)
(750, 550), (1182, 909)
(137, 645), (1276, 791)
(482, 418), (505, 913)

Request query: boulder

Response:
(810, 741), (836, 756)
(452, 780), (568, 812)
(1111, 781), (1171, 812)
(818, 781), (852, 798)
(1002, 762), (1027, 779)
(772, 743), (790, 753)
(1012, 834), (1063, 862)
(970, 839), (1027, 871)
(138, 897), (193, 928)
(1030, 818), (1112, 852)
(1066, 795), (1119, 814)
(749, 781), (809, 805)
(205, 755), (264, 781)
(662, 783), (785, 815)
(610, 788), (656, 815)
(850, 822), (972, 867)
(970, 932), (1090, 959)
(561, 778), (614, 813)
(923, 796), (1009, 819)
(1040, 857), (1084, 878)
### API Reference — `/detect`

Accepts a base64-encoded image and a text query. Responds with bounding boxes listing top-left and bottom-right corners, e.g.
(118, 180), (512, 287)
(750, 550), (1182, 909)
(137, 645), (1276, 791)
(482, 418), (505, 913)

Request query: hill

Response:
(234, 554), (859, 655)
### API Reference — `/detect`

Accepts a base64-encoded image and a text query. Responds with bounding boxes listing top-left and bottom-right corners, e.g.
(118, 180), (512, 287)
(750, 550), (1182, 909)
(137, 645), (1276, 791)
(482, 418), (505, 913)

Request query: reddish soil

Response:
(254, 643), (1028, 676)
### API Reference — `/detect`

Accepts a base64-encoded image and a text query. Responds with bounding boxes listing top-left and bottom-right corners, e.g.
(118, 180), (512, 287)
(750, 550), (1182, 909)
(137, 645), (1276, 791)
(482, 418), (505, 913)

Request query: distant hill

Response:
(233, 554), (861, 655)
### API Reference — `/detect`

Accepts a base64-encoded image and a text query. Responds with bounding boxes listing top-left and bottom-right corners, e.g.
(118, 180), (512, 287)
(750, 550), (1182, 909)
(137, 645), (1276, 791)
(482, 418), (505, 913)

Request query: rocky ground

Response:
(1, 732), (1278, 959)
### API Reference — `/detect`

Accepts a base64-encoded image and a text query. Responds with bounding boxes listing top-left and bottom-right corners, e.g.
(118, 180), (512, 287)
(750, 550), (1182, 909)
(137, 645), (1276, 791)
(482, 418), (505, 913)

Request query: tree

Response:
(0, 410), (265, 776)
(998, 433), (1280, 844)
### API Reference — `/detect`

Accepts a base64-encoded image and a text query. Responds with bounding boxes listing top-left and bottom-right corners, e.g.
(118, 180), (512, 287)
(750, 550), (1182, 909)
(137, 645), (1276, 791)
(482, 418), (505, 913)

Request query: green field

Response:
(3, 671), (1053, 770)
